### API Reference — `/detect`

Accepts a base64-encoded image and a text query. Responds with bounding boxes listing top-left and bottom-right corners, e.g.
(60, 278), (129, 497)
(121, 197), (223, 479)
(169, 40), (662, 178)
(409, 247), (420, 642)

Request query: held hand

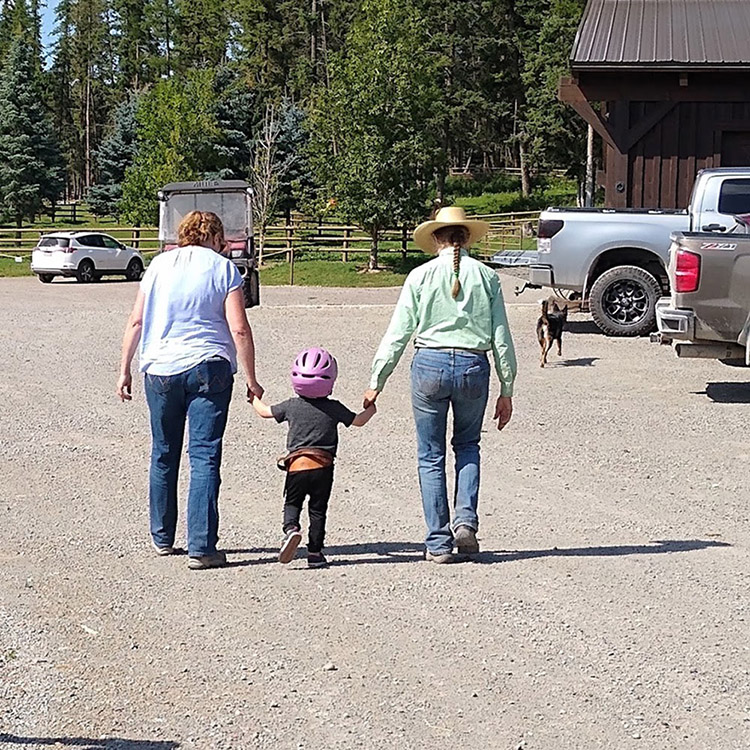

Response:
(363, 389), (379, 409)
(247, 380), (264, 401)
(117, 372), (132, 402)
(493, 396), (513, 431)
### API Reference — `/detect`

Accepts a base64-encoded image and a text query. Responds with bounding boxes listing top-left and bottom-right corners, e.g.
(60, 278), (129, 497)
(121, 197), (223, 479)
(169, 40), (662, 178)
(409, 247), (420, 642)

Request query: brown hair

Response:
(433, 225), (469, 298)
(177, 210), (225, 250)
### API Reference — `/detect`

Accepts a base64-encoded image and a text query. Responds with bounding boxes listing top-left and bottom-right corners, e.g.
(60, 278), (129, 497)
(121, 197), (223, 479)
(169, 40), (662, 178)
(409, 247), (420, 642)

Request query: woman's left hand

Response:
(493, 396), (513, 430)
(117, 372), (133, 402)
(363, 389), (379, 409)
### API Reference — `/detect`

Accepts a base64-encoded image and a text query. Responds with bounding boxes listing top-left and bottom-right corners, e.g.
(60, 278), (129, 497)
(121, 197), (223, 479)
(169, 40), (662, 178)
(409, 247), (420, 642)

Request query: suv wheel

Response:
(125, 257), (144, 282)
(76, 259), (96, 283)
(589, 265), (662, 337)
(38, 273), (54, 284)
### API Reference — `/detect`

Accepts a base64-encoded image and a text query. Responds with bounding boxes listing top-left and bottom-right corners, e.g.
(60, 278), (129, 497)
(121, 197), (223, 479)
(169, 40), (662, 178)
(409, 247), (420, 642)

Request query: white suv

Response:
(31, 232), (145, 284)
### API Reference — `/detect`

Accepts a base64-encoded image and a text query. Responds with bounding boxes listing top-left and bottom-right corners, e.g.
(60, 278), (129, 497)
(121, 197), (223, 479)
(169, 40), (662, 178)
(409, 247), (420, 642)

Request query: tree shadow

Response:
(474, 538), (730, 564)
(698, 382), (750, 403)
(0, 736), (179, 749)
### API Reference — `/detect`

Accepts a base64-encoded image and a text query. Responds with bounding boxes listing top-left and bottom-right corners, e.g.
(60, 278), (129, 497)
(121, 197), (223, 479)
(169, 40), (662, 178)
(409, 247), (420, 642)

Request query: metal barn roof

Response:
(572, 0), (750, 69)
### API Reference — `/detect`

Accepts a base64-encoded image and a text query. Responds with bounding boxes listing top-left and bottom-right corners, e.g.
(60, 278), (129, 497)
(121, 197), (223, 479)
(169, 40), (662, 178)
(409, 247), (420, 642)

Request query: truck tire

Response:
(243, 269), (260, 308)
(589, 265), (662, 337)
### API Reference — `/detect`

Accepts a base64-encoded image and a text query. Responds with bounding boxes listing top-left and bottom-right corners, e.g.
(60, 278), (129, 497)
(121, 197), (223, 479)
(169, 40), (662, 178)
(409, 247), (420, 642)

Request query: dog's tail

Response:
(540, 299), (549, 323)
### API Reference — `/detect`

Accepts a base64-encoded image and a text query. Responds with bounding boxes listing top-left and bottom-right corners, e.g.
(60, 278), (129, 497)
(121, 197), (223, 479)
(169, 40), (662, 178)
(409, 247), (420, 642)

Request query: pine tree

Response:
(0, 32), (64, 225)
(51, 0), (115, 196)
(212, 65), (257, 178)
(87, 94), (139, 217)
(113, 0), (160, 89)
(521, 0), (587, 178)
(174, 0), (228, 71)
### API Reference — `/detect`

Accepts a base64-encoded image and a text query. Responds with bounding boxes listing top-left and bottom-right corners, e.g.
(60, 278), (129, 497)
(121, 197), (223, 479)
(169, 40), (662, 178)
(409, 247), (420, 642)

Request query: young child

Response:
(249, 347), (376, 568)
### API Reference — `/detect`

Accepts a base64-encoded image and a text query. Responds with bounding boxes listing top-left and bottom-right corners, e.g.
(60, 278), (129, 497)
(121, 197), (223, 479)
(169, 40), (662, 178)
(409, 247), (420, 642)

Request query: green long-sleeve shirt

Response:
(370, 248), (517, 396)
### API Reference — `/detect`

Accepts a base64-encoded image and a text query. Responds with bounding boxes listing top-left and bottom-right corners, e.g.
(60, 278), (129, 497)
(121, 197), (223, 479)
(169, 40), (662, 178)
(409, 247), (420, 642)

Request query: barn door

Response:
(721, 131), (750, 167)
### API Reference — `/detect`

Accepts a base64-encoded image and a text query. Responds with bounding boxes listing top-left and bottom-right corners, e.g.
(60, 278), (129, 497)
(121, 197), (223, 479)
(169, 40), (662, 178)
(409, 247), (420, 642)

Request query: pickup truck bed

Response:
(496, 168), (750, 336)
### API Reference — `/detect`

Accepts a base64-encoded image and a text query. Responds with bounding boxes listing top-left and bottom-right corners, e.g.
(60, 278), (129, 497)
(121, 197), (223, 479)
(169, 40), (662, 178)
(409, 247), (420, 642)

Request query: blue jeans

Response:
(411, 348), (490, 554)
(144, 357), (233, 557)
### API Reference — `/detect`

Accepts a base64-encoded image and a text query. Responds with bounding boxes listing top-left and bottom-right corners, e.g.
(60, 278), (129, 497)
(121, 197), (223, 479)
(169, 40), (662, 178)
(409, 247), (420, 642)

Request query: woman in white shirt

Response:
(117, 211), (263, 570)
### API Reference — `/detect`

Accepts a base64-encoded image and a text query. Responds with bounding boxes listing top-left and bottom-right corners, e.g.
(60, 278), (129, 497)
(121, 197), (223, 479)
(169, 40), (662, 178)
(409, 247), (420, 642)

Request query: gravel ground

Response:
(1, 274), (750, 750)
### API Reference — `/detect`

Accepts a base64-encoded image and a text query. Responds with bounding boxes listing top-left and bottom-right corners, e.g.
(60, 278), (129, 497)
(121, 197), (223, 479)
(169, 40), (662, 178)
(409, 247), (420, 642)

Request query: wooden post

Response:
(72, 203), (77, 223)
(289, 246), (295, 286)
(401, 225), (408, 261)
(585, 123), (595, 208)
(286, 223), (293, 263)
(342, 227), (350, 262)
(132, 228), (140, 250)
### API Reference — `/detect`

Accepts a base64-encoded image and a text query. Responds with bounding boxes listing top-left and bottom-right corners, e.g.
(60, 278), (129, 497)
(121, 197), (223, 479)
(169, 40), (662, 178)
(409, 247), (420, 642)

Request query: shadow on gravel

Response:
(556, 357), (599, 367)
(474, 538), (730, 564)
(701, 382), (750, 403)
(565, 320), (601, 335)
(223, 542), (424, 566)
(0, 736), (179, 749)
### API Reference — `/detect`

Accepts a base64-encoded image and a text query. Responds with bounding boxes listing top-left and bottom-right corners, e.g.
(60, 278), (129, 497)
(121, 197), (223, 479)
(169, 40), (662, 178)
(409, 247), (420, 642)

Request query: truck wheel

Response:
(589, 265), (662, 337)
(243, 269), (260, 308)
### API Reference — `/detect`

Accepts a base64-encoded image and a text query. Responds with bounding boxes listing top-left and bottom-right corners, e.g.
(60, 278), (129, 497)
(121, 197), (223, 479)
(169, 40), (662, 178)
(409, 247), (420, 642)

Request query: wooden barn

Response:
(561, 0), (750, 208)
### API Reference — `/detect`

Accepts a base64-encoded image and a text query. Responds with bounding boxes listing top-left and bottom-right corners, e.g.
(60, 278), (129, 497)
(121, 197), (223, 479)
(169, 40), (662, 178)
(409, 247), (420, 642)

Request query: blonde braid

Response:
(451, 241), (462, 298)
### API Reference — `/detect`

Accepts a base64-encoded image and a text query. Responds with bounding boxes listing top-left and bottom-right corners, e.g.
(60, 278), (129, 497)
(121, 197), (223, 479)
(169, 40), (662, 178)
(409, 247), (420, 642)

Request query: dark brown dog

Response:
(537, 299), (568, 368)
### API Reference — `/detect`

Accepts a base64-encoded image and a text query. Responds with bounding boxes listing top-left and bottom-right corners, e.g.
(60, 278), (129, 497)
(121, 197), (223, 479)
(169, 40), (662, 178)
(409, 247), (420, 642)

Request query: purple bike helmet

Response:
(291, 347), (338, 398)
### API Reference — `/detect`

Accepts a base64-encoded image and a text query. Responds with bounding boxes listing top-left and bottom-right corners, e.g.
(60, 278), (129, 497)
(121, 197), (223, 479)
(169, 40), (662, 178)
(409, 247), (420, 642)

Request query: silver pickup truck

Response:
(655, 229), (750, 364)
(522, 168), (750, 336)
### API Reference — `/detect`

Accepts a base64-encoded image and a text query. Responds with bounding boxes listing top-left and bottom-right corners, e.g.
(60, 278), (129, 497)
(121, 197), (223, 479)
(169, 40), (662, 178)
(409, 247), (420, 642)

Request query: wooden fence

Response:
(0, 211), (540, 261)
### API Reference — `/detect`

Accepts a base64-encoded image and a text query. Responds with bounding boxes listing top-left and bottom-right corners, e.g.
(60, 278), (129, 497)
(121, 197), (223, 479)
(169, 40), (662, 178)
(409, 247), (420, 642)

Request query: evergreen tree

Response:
(174, 0), (228, 71)
(521, 0), (587, 177)
(113, 0), (160, 89)
(211, 64), (257, 179)
(0, 33), (64, 225)
(276, 98), (312, 218)
(308, 0), (440, 269)
(51, 0), (115, 196)
(87, 94), (139, 217)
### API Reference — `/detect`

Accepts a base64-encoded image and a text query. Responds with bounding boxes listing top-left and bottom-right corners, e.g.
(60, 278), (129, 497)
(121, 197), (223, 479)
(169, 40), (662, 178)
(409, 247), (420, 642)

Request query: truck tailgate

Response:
(669, 233), (750, 342)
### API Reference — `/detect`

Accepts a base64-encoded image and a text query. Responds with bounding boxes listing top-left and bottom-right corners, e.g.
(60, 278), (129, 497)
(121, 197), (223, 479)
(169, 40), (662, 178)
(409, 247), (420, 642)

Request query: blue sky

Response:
(41, 0), (57, 55)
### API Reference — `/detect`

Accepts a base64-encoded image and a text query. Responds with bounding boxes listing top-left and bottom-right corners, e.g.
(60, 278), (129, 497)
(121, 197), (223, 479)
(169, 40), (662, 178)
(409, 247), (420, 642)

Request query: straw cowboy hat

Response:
(413, 206), (490, 253)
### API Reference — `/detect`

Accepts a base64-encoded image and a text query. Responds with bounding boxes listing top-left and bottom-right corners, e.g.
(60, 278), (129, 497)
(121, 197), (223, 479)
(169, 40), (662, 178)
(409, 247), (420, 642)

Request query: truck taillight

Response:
(537, 219), (564, 239)
(674, 249), (701, 293)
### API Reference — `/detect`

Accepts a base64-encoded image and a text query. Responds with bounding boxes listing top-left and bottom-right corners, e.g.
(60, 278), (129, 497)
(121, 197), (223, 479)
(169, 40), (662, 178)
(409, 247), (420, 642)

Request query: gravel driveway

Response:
(1, 275), (749, 749)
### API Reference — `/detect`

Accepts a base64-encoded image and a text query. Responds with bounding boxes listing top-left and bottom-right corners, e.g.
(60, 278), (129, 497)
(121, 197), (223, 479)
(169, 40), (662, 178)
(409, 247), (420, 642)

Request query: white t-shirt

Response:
(138, 245), (243, 376)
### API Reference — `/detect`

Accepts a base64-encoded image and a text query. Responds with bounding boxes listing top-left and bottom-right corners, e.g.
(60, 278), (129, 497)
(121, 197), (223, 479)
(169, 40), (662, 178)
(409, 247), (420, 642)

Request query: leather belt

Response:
(417, 347), (488, 355)
(277, 447), (334, 472)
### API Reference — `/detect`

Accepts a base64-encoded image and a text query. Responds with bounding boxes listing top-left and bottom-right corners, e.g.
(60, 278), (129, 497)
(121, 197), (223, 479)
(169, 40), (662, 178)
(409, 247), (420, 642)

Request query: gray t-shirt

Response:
(271, 397), (357, 456)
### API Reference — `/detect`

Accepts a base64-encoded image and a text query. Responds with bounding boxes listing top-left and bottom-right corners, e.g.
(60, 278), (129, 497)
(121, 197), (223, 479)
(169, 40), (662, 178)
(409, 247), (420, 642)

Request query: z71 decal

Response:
(700, 242), (738, 251)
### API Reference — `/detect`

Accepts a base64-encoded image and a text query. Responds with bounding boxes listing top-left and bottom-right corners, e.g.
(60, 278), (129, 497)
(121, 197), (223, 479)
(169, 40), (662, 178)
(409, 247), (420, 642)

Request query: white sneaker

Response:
(279, 529), (303, 564)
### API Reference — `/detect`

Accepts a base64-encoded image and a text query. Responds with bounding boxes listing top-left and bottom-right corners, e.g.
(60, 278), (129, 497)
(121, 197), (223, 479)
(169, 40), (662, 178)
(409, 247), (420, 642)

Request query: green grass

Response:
(0, 256), (32, 277)
(260, 252), (429, 287)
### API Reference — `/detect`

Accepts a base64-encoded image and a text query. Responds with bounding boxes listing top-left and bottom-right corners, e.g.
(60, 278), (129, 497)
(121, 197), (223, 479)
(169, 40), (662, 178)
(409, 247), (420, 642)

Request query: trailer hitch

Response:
(514, 282), (542, 296)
